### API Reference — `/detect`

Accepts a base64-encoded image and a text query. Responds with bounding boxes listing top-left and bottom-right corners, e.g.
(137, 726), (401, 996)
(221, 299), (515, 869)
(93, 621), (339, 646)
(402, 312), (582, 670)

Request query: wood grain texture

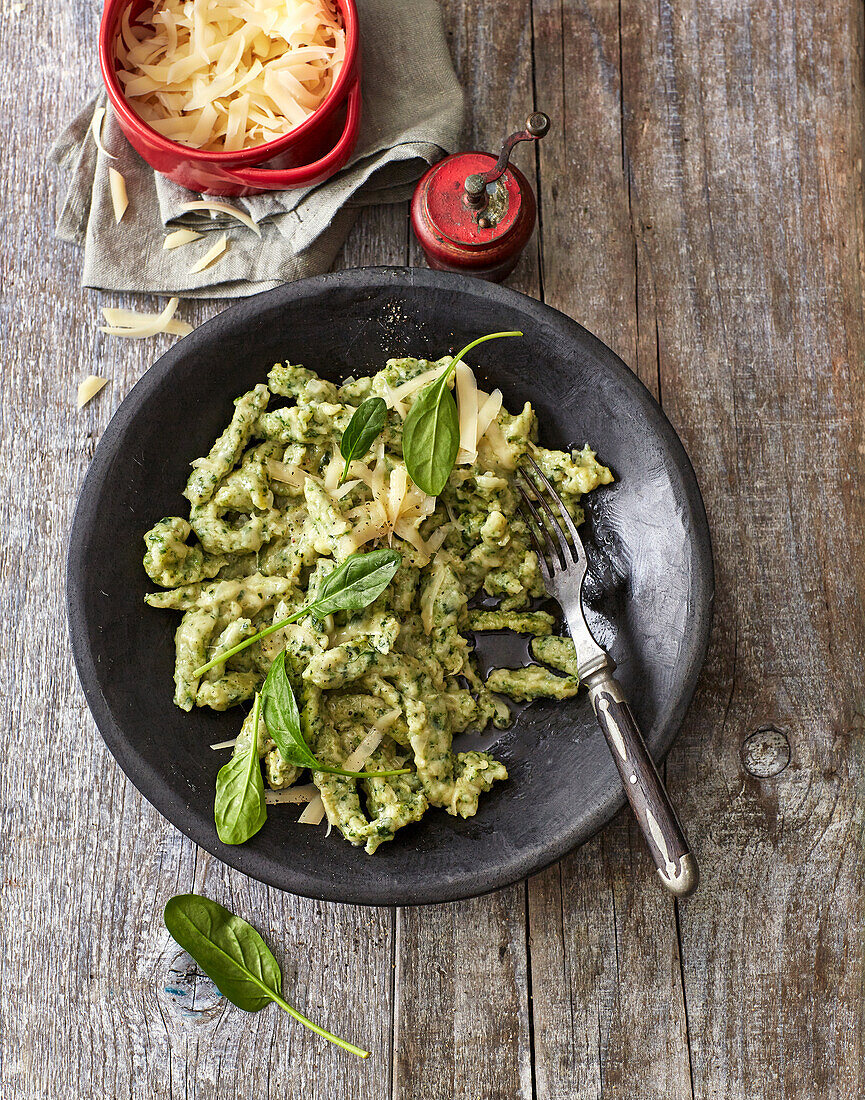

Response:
(2, 0), (865, 1096)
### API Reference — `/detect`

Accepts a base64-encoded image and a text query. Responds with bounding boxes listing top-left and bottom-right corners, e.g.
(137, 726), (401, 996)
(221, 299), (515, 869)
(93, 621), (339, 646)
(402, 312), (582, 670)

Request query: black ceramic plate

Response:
(67, 268), (713, 906)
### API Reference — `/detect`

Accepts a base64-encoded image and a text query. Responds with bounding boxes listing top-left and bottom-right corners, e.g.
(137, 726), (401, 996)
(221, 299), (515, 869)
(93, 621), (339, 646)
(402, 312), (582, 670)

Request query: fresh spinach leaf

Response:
(261, 649), (409, 779)
(261, 649), (316, 769)
(311, 548), (401, 616)
(193, 548), (402, 677)
(402, 331), (522, 496)
(214, 692), (267, 845)
(164, 893), (369, 1058)
(339, 397), (387, 484)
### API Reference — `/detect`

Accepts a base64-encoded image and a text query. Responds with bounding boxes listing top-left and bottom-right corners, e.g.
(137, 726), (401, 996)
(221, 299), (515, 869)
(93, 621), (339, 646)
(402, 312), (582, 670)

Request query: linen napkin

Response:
(51, 0), (463, 297)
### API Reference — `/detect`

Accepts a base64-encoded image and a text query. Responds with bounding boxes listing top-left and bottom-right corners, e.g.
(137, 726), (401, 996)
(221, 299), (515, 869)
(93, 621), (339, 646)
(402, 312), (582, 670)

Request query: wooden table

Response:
(4, 0), (864, 1096)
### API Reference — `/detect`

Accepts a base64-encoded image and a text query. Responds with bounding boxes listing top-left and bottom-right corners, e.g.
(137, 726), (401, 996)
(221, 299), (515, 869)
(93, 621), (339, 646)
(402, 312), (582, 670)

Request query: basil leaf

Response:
(193, 548), (403, 678)
(261, 650), (319, 770)
(164, 893), (369, 1057)
(261, 649), (410, 780)
(402, 378), (460, 497)
(310, 548), (402, 617)
(214, 693), (267, 845)
(338, 397), (387, 484)
(403, 331), (523, 496)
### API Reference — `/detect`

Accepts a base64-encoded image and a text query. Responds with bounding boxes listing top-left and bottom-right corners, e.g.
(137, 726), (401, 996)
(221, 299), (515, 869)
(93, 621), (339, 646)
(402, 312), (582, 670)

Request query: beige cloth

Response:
(51, 0), (463, 297)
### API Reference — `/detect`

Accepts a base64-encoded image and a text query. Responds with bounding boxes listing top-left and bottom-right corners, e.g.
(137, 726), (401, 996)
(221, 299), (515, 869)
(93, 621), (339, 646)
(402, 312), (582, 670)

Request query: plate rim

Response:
(66, 267), (714, 906)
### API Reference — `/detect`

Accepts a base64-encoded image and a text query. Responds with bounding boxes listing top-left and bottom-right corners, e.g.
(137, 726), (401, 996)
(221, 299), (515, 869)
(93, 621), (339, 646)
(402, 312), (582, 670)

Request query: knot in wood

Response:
(741, 727), (791, 778)
(160, 948), (223, 1017)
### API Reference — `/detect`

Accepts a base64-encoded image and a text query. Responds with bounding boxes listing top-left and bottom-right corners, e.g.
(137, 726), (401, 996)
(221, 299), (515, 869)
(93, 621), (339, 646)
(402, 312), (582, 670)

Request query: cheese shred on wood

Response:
(77, 376), (108, 409)
(99, 297), (192, 338)
(114, 0), (345, 152)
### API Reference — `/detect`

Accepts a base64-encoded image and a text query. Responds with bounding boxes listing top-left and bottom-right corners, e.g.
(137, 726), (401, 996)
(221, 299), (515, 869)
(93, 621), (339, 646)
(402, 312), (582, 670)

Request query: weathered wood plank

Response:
(394, 3), (537, 1099)
(0, 4), (405, 1095)
(526, 2), (693, 1097)
(619, 0), (865, 1096)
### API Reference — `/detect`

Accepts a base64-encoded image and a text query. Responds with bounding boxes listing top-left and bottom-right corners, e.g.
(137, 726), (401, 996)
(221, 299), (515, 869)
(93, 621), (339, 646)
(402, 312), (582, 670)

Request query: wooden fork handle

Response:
(583, 667), (699, 897)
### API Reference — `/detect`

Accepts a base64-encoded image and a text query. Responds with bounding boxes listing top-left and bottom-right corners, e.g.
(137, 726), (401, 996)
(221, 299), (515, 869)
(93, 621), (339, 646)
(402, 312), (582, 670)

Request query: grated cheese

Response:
(178, 201), (261, 238)
(455, 361), (479, 464)
(163, 228), (204, 250)
(323, 450), (343, 492)
(115, 0), (346, 152)
(108, 167), (128, 223)
(210, 737), (238, 750)
(77, 376), (108, 409)
(267, 458), (321, 488)
(99, 297), (192, 338)
(476, 389), (503, 444)
(101, 305), (192, 336)
(187, 233), (228, 274)
(298, 794), (325, 825)
(265, 783), (319, 804)
(90, 106), (116, 160)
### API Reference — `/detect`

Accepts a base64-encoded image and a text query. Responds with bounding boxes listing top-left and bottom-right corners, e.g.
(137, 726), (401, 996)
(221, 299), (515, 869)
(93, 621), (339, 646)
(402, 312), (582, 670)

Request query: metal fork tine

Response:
(516, 482), (558, 573)
(517, 504), (552, 584)
(524, 452), (586, 566)
(517, 467), (573, 566)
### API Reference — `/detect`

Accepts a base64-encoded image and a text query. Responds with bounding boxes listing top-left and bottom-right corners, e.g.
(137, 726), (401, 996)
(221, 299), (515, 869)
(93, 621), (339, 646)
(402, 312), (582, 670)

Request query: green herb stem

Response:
(193, 548), (402, 678)
(194, 607), (305, 677)
(403, 331), (523, 496)
(267, 986), (370, 1058)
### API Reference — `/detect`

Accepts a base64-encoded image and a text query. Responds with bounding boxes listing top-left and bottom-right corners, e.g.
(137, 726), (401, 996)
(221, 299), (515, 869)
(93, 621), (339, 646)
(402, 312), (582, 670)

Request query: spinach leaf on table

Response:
(164, 893), (369, 1058)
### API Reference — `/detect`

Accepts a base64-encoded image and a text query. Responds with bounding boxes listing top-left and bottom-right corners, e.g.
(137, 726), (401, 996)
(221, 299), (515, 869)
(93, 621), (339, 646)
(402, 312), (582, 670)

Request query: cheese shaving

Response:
(108, 167), (128, 223)
(323, 451), (343, 492)
(267, 458), (321, 488)
(420, 559), (447, 635)
(455, 361), (479, 464)
(99, 297), (192, 338)
(101, 305), (192, 336)
(476, 389), (503, 443)
(389, 365), (443, 403)
(332, 478), (361, 499)
(76, 376), (108, 409)
(115, 0), (346, 152)
(481, 419), (516, 469)
(265, 783), (319, 805)
(164, 228), (204, 250)
(178, 201), (262, 238)
(90, 106), (116, 160)
(210, 737), (238, 750)
(187, 233), (228, 274)
(298, 794), (326, 825)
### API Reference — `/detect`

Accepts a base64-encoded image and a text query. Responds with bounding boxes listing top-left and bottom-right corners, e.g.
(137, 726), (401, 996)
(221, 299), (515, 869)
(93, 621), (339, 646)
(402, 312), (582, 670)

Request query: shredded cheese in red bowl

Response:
(99, 0), (361, 195)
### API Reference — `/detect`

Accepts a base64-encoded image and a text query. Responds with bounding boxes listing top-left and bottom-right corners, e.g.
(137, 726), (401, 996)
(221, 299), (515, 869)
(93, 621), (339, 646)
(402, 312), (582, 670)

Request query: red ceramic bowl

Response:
(99, 0), (361, 196)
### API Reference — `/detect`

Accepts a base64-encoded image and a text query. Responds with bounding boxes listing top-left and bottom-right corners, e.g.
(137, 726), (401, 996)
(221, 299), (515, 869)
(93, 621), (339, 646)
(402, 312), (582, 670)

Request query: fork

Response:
(516, 454), (699, 897)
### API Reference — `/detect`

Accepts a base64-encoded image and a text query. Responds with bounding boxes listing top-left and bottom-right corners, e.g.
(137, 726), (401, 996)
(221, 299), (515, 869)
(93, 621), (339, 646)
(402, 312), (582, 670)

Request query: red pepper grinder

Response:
(411, 112), (550, 282)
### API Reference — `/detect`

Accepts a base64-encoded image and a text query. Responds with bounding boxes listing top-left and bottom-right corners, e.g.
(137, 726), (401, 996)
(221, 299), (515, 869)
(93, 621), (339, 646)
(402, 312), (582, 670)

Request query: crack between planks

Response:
(389, 906), (399, 1100)
(604, 836), (621, 1099)
(524, 879), (539, 1100)
(529, 0), (546, 303)
(673, 897), (697, 1100)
